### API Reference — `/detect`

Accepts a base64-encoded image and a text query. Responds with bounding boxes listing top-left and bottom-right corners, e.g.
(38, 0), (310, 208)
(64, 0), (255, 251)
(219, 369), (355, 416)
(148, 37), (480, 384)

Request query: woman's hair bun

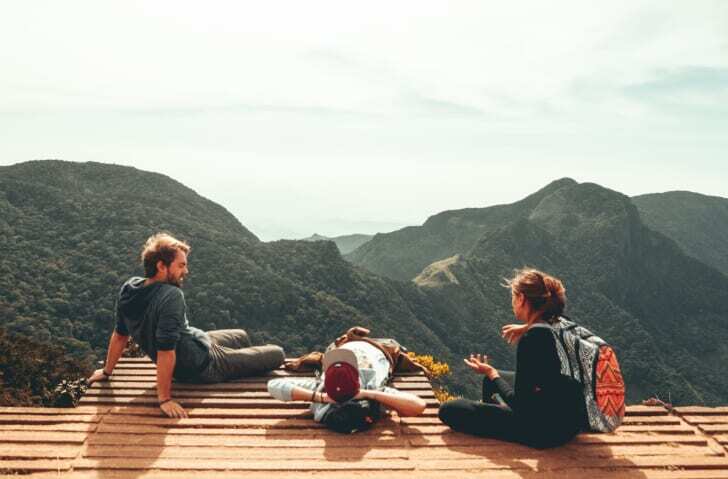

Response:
(506, 268), (566, 321)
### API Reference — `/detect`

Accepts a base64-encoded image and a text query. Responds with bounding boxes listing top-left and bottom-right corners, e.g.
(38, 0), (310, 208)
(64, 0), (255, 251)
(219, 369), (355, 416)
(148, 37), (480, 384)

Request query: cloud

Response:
(400, 92), (488, 119)
(2, 2), (728, 239)
(619, 67), (728, 116)
(625, 67), (728, 94)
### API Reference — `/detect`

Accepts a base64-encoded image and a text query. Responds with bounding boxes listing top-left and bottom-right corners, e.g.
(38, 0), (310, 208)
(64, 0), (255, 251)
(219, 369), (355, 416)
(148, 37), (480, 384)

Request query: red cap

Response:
(324, 362), (360, 403)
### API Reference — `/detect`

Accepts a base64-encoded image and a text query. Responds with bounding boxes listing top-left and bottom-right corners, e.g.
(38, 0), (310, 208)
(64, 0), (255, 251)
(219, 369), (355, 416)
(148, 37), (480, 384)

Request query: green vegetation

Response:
(0, 328), (94, 406)
(346, 178), (578, 280)
(0, 160), (464, 400)
(349, 180), (728, 405)
(2, 161), (727, 407)
(634, 191), (728, 277)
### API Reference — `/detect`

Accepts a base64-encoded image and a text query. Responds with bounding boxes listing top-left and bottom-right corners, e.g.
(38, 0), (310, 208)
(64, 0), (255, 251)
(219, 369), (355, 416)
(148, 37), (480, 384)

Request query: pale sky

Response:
(1, 1), (726, 240)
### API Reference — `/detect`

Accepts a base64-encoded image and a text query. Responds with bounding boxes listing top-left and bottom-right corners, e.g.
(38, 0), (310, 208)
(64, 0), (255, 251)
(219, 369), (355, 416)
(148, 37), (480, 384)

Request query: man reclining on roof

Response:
(268, 327), (428, 433)
(87, 233), (285, 418)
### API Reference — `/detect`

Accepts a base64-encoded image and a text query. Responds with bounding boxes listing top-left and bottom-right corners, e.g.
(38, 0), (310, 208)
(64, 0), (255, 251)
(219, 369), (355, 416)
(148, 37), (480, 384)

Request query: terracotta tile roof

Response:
(1, 357), (728, 478)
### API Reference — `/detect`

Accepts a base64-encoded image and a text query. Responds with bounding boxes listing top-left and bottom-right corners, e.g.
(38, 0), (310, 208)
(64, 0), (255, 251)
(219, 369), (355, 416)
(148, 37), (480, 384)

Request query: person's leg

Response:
(206, 343), (286, 381)
(207, 329), (253, 349)
(438, 399), (519, 441)
(267, 377), (320, 401)
(482, 369), (515, 404)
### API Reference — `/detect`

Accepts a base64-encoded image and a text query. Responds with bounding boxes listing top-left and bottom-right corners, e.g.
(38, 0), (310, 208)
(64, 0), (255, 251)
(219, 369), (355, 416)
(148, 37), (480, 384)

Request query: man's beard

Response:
(166, 271), (183, 288)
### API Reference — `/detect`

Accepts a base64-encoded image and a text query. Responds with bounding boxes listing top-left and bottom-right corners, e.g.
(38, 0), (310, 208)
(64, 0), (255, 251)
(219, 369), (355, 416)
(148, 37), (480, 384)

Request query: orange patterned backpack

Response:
(532, 318), (625, 432)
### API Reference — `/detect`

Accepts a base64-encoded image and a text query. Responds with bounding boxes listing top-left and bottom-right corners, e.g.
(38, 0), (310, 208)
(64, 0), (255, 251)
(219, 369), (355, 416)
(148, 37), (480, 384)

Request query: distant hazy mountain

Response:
(633, 191), (728, 277)
(2, 162), (727, 405)
(346, 178), (578, 280)
(302, 233), (373, 255)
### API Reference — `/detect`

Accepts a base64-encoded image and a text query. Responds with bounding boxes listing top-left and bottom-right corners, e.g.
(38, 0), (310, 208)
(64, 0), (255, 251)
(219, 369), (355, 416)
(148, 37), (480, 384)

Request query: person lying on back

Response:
(268, 327), (427, 432)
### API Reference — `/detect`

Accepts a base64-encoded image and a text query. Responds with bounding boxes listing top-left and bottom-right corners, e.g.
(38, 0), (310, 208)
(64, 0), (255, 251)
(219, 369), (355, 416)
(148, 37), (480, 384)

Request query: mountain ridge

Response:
(2, 161), (728, 405)
(355, 179), (728, 404)
(301, 232), (373, 255)
(0, 160), (467, 395)
(346, 177), (579, 280)
(633, 190), (728, 277)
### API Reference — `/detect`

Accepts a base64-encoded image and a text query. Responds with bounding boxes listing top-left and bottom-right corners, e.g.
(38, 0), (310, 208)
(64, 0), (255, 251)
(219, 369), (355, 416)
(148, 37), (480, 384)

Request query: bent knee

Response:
(266, 345), (285, 366)
(273, 345), (285, 359)
(438, 400), (462, 425)
(267, 378), (284, 394)
(438, 399), (474, 427)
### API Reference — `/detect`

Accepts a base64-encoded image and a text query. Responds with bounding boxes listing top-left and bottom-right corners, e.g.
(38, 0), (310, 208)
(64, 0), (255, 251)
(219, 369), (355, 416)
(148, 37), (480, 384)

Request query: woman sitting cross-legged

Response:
(438, 268), (593, 449)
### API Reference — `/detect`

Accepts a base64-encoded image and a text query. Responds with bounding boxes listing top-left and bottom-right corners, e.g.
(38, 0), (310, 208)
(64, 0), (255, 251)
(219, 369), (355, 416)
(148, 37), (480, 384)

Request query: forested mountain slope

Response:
(2, 162), (727, 405)
(633, 191), (728, 276)
(346, 178), (577, 280)
(410, 182), (728, 404)
(0, 161), (459, 387)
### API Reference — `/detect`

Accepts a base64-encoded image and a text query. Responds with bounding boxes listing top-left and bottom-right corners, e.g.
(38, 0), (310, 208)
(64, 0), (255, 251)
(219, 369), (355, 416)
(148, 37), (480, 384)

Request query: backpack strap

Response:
(528, 322), (553, 331)
(528, 321), (575, 380)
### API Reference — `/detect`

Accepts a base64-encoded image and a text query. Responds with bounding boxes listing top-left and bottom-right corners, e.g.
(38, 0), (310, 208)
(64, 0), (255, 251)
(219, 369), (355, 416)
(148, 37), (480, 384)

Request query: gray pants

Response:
(198, 329), (285, 383)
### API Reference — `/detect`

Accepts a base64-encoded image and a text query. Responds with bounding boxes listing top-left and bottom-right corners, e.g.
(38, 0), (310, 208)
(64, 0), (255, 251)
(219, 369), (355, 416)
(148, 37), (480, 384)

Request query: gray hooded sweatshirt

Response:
(115, 277), (211, 381)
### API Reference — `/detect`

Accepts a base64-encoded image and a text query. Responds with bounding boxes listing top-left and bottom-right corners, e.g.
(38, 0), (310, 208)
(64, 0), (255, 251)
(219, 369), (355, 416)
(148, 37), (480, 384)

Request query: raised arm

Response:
(87, 330), (128, 384)
(358, 389), (427, 417)
(289, 385), (335, 403)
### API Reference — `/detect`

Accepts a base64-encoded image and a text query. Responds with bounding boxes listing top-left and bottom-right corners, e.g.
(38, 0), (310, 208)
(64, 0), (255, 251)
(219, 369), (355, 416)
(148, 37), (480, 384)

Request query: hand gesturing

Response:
(463, 354), (499, 380)
(501, 323), (529, 345)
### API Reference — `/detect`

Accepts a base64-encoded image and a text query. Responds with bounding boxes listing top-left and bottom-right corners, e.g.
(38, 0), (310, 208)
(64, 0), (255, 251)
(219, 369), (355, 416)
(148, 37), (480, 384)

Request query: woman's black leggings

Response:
(439, 370), (522, 442)
(438, 371), (575, 449)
